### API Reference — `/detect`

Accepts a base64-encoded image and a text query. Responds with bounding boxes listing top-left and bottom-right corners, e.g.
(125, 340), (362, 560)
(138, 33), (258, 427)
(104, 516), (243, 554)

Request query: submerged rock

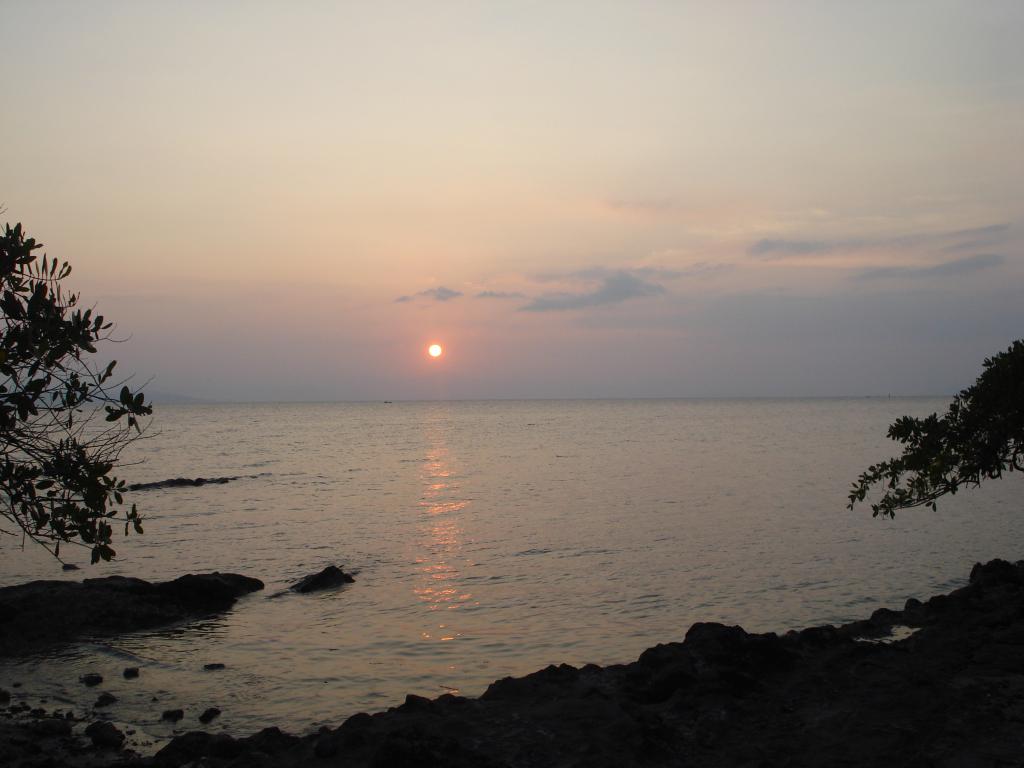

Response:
(123, 666), (140, 679)
(199, 707), (221, 724)
(162, 708), (184, 722)
(94, 692), (117, 708)
(128, 474), (266, 492)
(290, 565), (355, 593)
(79, 673), (103, 687)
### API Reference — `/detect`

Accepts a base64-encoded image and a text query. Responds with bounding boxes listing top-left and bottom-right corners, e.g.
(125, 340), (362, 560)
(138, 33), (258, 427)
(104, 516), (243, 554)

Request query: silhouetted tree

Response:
(849, 340), (1024, 516)
(0, 222), (151, 562)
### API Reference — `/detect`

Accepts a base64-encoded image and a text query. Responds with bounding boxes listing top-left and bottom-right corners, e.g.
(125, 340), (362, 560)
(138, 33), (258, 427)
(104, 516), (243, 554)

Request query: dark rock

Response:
(162, 708), (184, 722)
(290, 565), (355, 593)
(795, 624), (841, 645)
(199, 707), (221, 723)
(203, 662), (226, 671)
(969, 558), (1023, 586)
(0, 572), (264, 655)
(396, 694), (434, 713)
(869, 607), (901, 626)
(208, 732), (243, 758)
(644, 660), (697, 703)
(156, 572), (265, 611)
(85, 720), (124, 749)
(154, 731), (212, 767)
(685, 622), (749, 655)
(61, 563), (79, 571)
(241, 726), (301, 755)
(341, 711), (373, 730)
(80, 673), (103, 687)
(154, 731), (240, 765)
(123, 666), (140, 679)
(129, 475), (237, 491)
(314, 731), (338, 758)
(94, 692), (117, 707)
(0, 688), (9, 704)
(482, 663), (579, 701)
(31, 717), (72, 737)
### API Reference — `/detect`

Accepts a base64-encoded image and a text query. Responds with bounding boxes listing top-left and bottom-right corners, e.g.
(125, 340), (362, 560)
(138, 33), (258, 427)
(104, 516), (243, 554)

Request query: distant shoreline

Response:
(150, 393), (955, 406)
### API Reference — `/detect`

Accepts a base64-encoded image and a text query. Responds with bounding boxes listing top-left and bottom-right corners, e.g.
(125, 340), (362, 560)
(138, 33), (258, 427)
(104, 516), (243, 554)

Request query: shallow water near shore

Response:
(1, 398), (1022, 737)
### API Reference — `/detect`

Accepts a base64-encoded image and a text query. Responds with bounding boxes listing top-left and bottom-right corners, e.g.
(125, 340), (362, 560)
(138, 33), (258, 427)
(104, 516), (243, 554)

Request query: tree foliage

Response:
(0, 222), (151, 562)
(849, 340), (1024, 517)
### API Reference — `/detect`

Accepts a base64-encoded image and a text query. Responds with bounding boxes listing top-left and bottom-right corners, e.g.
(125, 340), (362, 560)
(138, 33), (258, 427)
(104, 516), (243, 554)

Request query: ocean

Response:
(1, 398), (1021, 739)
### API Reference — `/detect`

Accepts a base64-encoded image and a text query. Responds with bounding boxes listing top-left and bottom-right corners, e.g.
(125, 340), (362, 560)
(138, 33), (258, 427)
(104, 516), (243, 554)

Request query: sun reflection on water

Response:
(413, 411), (477, 630)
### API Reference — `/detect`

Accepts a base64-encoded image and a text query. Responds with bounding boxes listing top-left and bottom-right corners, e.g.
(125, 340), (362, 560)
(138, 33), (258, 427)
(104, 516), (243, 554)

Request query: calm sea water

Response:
(1, 399), (1022, 739)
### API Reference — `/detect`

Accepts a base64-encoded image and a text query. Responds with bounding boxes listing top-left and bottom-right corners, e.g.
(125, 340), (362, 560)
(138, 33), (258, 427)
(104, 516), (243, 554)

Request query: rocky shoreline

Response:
(0, 573), (264, 657)
(4, 559), (1024, 767)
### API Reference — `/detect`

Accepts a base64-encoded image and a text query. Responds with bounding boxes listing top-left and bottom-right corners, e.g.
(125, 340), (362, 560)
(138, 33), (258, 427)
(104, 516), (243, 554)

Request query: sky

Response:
(1, 1), (1022, 401)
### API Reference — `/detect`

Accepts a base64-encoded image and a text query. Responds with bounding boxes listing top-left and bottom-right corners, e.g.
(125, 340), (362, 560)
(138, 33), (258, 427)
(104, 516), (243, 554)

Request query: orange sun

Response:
(428, 343), (443, 358)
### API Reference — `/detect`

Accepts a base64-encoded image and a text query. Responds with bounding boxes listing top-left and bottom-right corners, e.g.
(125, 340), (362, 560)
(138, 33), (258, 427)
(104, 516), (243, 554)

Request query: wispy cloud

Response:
(422, 286), (462, 301)
(395, 286), (463, 303)
(939, 224), (1011, 254)
(534, 265), (682, 283)
(750, 223), (1010, 259)
(853, 253), (1004, 281)
(520, 270), (666, 312)
(476, 290), (526, 299)
(750, 237), (865, 257)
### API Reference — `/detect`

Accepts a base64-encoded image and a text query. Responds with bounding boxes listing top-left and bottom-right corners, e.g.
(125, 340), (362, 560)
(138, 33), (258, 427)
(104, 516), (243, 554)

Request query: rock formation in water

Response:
(126, 475), (263, 492)
(290, 566), (355, 593)
(0, 573), (264, 656)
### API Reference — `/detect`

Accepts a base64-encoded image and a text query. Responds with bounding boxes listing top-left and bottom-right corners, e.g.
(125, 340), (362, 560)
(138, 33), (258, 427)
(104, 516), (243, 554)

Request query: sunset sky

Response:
(2, 1), (1021, 401)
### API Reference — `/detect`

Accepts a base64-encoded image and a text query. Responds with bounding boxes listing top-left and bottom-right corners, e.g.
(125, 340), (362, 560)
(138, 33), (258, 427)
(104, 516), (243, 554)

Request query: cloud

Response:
(750, 223), (1010, 259)
(940, 224), (1011, 254)
(476, 290), (526, 299)
(534, 265), (682, 283)
(394, 286), (463, 303)
(750, 238), (864, 257)
(853, 253), (1004, 280)
(421, 286), (462, 301)
(520, 270), (666, 312)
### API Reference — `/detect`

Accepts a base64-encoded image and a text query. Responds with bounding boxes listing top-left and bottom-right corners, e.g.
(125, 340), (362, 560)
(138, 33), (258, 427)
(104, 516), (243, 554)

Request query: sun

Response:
(428, 343), (443, 358)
